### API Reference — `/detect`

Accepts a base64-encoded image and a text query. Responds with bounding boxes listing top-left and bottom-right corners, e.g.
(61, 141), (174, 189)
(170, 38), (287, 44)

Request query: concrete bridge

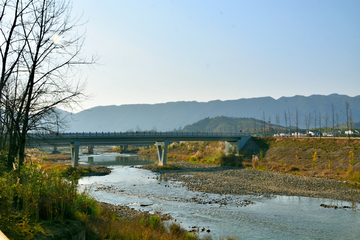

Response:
(26, 132), (251, 167)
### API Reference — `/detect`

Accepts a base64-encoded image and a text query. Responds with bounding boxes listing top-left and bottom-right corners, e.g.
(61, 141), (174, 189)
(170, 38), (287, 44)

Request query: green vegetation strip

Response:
(0, 154), (198, 240)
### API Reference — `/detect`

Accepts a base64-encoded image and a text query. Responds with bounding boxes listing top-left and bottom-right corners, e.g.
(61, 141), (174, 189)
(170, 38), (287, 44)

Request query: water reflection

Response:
(79, 153), (155, 166)
(79, 165), (360, 240)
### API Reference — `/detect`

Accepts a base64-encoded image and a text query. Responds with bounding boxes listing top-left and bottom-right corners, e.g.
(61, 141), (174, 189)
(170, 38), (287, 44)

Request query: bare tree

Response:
(336, 113), (340, 136)
(318, 110), (322, 139)
(295, 108), (299, 137)
(262, 111), (266, 136)
(344, 100), (351, 140)
(287, 108), (292, 137)
(0, 0), (32, 150)
(323, 112), (329, 137)
(284, 110), (288, 136)
(1, 0), (95, 169)
(253, 117), (257, 135)
(314, 110), (317, 137)
(305, 111), (312, 137)
(350, 109), (353, 138)
(331, 103), (335, 138)
(276, 113), (280, 134)
(268, 115), (271, 137)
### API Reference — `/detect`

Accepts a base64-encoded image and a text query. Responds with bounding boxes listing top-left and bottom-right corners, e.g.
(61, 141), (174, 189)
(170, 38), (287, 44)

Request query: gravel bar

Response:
(142, 161), (360, 203)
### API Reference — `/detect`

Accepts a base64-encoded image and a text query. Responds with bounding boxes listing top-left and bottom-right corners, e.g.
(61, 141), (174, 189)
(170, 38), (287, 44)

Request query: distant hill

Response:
(182, 116), (288, 136)
(63, 94), (360, 132)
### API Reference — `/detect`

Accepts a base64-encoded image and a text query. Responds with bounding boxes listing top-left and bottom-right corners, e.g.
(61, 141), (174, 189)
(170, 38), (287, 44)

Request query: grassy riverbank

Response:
(0, 150), (199, 240)
(138, 137), (360, 183)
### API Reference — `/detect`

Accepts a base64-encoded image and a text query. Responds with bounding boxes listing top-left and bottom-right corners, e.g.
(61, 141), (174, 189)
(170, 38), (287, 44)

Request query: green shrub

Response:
(189, 157), (197, 163)
(149, 215), (161, 229)
(0, 163), (100, 238)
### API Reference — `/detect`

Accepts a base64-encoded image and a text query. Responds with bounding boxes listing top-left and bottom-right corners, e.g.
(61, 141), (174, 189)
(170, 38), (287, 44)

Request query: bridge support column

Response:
(52, 146), (60, 154)
(225, 136), (251, 155)
(87, 146), (94, 154)
(70, 141), (80, 167)
(156, 140), (169, 166)
(122, 145), (128, 152)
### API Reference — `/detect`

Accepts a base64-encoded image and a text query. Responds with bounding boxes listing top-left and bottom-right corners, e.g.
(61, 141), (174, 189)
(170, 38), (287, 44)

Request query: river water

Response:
(78, 153), (360, 239)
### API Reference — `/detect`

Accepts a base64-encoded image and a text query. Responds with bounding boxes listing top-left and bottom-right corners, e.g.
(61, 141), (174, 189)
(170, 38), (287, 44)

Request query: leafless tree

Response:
(287, 108), (292, 137)
(0, 0), (32, 149)
(276, 113), (280, 134)
(318, 110), (322, 139)
(350, 109), (353, 138)
(295, 108), (299, 138)
(253, 117), (256, 135)
(344, 100), (351, 140)
(1, 0), (95, 170)
(314, 110), (317, 136)
(336, 113), (340, 136)
(262, 111), (266, 136)
(323, 112), (329, 137)
(284, 110), (288, 135)
(331, 103), (335, 138)
(305, 111), (312, 137)
(268, 115), (271, 137)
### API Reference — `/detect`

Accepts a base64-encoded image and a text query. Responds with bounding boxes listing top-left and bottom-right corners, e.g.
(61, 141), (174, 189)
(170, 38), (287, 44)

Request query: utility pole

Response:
(268, 121), (271, 137)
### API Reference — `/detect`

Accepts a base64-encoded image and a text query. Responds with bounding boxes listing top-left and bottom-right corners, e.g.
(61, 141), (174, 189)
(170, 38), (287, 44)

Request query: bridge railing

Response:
(27, 131), (248, 139)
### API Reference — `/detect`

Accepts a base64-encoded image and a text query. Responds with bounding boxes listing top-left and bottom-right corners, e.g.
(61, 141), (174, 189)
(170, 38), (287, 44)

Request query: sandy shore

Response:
(141, 161), (360, 203)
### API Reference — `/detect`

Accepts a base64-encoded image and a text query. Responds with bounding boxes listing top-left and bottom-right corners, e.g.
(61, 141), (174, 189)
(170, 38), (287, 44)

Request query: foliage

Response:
(85, 208), (199, 240)
(0, 163), (97, 239)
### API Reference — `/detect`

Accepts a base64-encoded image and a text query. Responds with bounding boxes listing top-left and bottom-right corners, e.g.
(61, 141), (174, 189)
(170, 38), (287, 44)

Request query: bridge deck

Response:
(26, 132), (247, 146)
(26, 132), (251, 167)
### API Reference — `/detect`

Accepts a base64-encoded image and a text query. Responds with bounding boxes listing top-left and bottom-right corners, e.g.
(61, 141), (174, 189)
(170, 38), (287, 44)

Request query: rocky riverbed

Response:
(141, 160), (360, 203)
(97, 201), (172, 221)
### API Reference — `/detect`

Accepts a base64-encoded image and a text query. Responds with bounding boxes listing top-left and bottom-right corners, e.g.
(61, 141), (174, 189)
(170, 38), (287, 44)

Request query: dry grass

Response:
(84, 206), (198, 240)
(247, 137), (360, 182)
(139, 137), (360, 183)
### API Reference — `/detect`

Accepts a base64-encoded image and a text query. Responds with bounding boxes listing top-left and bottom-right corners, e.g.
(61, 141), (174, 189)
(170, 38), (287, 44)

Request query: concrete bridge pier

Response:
(87, 146), (94, 154)
(156, 140), (169, 166)
(122, 145), (128, 152)
(225, 136), (251, 155)
(70, 141), (80, 167)
(52, 146), (60, 154)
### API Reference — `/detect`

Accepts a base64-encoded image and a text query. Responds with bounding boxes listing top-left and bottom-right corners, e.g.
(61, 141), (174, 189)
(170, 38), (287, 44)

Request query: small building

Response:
(346, 130), (360, 135)
(325, 130), (341, 137)
(292, 132), (304, 137)
(307, 130), (320, 136)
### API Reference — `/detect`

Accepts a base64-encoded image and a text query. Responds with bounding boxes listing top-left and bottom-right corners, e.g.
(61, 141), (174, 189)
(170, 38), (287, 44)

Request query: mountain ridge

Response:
(63, 94), (360, 132)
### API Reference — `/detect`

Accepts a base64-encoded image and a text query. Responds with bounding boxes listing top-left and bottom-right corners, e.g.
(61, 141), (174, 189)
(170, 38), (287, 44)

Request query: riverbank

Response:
(142, 160), (360, 203)
(138, 138), (360, 182)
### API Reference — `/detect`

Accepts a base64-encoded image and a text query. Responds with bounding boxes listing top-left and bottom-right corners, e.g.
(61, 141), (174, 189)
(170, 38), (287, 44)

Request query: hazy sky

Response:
(71, 0), (360, 111)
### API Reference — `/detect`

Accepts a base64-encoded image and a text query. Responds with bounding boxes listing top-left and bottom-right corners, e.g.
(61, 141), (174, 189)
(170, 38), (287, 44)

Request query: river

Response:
(78, 152), (360, 239)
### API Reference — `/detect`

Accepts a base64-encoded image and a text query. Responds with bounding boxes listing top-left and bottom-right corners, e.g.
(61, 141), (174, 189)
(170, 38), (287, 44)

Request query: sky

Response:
(70, 0), (360, 112)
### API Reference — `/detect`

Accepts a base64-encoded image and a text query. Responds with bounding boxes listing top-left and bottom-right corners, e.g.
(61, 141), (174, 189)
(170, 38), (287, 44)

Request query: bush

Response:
(0, 163), (99, 238)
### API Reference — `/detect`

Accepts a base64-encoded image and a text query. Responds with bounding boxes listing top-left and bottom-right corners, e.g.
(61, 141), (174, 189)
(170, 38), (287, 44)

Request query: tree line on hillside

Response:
(0, 0), (94, 171)
(180, 100), (358, 138)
